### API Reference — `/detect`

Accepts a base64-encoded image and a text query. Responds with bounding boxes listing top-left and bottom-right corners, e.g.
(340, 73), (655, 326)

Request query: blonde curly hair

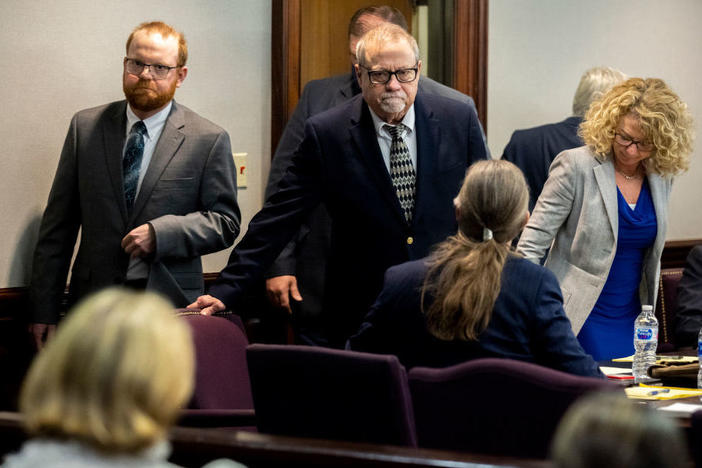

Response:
(579, 78), (694, 176)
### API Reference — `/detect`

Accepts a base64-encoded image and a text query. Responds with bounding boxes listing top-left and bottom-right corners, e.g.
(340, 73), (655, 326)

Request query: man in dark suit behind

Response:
(193, 24), (487, 347)
(674, 246), (702, 347)
(28, 21), (240, 349)
(264, 5), (487, 345)
(502, 66), (625, 211)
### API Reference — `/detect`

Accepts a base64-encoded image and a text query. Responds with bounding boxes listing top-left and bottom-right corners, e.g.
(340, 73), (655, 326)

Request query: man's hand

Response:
(188, 295), (226, 316)
(266, 275), (303, 314)
(121, 223), (155, 258)
(29, 323), (56, 350)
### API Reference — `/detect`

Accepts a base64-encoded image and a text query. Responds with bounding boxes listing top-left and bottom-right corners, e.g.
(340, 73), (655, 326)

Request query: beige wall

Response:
(0, 0), (271, 288)
(2, 0), (700, 289)
(488, 0), (702, 241)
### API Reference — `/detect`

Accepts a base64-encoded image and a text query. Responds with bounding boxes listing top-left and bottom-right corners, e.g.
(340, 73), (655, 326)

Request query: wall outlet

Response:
(233, 152), (247, 188)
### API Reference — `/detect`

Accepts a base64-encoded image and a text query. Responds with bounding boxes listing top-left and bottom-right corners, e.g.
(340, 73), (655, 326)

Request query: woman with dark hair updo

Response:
(518, 78), (695, 361)
(348, 160), (601, 377)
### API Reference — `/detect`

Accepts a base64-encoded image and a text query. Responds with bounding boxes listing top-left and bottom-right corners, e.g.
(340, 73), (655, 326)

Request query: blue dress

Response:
(577, 180), (657, 360)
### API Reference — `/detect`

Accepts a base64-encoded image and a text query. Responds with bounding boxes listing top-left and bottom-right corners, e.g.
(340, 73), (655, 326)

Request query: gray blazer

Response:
(29, 100), (240, 323)
(517, 145), (671, 334)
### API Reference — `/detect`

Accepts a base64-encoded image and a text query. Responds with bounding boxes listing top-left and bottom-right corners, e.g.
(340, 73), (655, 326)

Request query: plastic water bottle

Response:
(632, 304), (658, 383)
(697, 327), (702, 390)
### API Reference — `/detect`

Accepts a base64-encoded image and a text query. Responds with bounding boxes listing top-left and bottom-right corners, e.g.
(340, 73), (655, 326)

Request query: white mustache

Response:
(380, 91), (407, 101)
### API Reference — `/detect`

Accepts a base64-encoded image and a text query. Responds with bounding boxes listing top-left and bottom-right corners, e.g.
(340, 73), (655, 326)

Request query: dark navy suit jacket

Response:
(501, 116), (583, 211)
(348, 256), (602, 377)
(674, 246), (702, 347)
(210, 92), (487, 346)
(265, 72), (486, 340)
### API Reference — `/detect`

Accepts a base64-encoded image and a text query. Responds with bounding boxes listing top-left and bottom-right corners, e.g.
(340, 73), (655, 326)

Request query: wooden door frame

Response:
(270, 0), (488, 158)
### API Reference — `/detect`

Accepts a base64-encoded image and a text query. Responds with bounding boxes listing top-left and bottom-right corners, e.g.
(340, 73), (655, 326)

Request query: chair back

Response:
(656, 268), (684, 351)
(246, 344), (417, 447)
(689, 410), (702, 467)
(408, 358), (618, 458)
(178, 312), (253, 410)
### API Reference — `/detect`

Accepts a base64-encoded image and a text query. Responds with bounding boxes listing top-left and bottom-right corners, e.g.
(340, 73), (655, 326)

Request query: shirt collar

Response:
(369, 104), (416, 139)
(125, 100), (173, 139)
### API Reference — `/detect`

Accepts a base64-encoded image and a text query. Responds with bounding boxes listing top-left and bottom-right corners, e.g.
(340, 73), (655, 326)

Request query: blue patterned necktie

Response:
(123, 121), (147, 213)
(384, 124), (416, 223)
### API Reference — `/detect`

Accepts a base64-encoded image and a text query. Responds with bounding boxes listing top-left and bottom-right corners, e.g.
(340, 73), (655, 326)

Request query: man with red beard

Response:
(192, 24), (487, 348)
(28, 21), (240, 349)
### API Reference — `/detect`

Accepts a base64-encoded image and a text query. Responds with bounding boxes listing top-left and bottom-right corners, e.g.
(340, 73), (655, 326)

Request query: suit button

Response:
(407, 237), (414, 245)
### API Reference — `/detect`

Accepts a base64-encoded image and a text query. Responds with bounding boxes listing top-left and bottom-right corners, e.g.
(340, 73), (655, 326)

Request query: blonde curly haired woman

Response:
(518, 78), (694, 360)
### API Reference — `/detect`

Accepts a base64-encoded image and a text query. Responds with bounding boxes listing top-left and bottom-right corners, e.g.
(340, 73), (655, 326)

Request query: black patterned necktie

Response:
(384, 124), (416, 223)
(123, 121), (147, 213)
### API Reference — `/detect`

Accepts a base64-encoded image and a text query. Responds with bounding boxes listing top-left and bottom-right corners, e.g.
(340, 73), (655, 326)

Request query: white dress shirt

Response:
(123, 101), (172, 280)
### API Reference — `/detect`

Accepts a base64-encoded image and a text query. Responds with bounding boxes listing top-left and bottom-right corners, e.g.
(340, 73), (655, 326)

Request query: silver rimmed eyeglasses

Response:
(124, 58), (179, 80)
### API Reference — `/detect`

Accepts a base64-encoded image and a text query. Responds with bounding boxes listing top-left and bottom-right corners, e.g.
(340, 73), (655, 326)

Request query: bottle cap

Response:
(642, 304), (653, 312)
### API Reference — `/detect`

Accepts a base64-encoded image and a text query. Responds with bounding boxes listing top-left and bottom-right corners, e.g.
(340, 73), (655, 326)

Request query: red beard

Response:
(123, 79), (177, 113)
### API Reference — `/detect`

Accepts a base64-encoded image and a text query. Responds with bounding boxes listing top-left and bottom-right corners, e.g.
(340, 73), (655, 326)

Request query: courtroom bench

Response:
(0, 411), (551, 468)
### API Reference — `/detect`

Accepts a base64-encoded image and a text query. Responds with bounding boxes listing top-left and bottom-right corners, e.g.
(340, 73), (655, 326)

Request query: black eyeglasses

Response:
(124, 58), (179, 80)
(360, 64), (418, 85)
(614, 132), (654, 152)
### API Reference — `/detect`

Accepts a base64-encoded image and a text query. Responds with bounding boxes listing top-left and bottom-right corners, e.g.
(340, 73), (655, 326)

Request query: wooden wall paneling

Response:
(299, 0), (333, 85)
(271, 0), (301, 159)
(453, 0), (488, 132)
(272, 0), (414, 158)
(300, 0), (415, 85)
(661, 239), (700, 269)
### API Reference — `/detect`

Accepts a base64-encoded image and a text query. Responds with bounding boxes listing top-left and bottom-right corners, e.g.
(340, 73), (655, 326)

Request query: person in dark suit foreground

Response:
(28, 21), (240, 349)
(348, 160), (601, 377)
(264, 5), (487, 345)
(674, 245), (702, 347)
(192, 24), (487, 347)
(502, 66), (625, 211)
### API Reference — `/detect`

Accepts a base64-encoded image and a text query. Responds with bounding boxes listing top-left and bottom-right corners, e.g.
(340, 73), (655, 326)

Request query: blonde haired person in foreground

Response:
(348, 160), (601, 377)
(518, 78), (694, 361)
(2, 289), (243, 468)
(551, 392), (689, 468)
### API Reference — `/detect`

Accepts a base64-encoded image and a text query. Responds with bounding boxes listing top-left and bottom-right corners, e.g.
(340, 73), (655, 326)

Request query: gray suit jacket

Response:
(29, 100), (240, 323)
(264, 71), (486, 328)
(517, 145), (671, 334)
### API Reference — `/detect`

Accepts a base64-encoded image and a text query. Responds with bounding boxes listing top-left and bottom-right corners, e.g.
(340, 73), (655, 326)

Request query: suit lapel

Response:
(593, 156), (618, 239)
(129, 101), (185, 224)
(413, 95), (439, 224)
(647, 172), (668, 252)
(337, 70), (358, 101)
(348, 98), (407, 226)
(103, 101), (129, 225)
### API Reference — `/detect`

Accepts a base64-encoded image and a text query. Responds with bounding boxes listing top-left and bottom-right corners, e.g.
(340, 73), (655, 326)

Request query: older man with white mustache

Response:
(193, 24), (487, 347)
